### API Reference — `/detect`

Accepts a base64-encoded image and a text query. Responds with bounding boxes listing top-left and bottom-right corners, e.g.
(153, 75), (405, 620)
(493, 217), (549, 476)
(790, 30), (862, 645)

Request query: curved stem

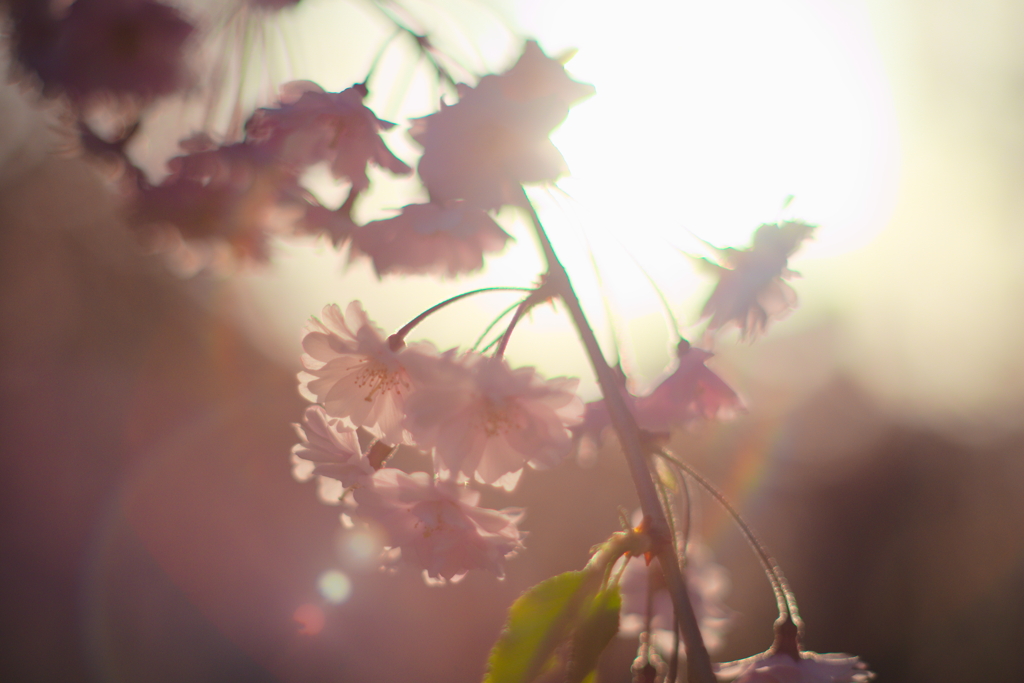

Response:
(621, 244), (683, 339)
(473, 299), (524, 351)
(391, 287), (531, 344)
(516, 188), (716, 683)
(657, 449), (797, 622)
(494, 298), (531, 359)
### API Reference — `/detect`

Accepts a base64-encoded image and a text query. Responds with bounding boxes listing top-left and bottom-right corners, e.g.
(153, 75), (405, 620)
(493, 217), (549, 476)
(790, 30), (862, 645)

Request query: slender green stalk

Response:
(494, 298), (531, 359)
(516, 188), (716, 683)
(473, 299), (525, 351)
(391, 287), (531, 344)
(621, 244), (683, 339)
(657, 449), (797, 621)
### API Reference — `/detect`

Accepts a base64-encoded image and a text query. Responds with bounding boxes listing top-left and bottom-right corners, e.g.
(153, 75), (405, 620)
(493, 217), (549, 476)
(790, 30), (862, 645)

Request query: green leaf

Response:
(566, 586), (621, 683)
(483, 571), (591, 683)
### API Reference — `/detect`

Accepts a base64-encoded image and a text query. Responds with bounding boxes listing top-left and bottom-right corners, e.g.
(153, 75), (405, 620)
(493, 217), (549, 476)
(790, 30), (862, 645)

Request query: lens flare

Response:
(317, 569), (352, 604)
(293, 603), (326, 635)
(335, 526), (385, 569)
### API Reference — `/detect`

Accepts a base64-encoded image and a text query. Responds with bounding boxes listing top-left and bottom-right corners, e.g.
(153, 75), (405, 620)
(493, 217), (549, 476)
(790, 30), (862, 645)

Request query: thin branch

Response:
(516, 187), (716, 683)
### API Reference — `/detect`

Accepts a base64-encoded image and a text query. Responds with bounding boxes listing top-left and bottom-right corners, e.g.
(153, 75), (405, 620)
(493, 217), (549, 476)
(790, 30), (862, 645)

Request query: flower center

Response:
(413, 501), (458, 538)
(352, 358), (407, 402)
(481, 398), (524, 437)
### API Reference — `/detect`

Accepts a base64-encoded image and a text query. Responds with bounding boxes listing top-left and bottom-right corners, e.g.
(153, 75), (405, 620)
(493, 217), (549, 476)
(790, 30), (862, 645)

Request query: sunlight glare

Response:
(231, 0), (900, 394)
(515, 0), (899, 317)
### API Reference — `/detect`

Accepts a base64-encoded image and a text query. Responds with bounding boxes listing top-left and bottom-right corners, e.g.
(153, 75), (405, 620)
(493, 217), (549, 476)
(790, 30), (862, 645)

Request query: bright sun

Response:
(507, 0), (899, 323)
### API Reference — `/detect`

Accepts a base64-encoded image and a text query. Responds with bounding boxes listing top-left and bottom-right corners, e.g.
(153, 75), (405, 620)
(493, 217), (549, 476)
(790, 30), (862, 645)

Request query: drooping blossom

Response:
(571, 344), (740, 454)
(633, 339), (742, 435)
(10, 0), (195, 102)
(290, 405), (374, 504)
(298, 302), (436, 445)
(698, 221), (815, 340)
(717, 651), (875, 683)
(352, 202), (511, 278)
(717, 617), (874, 682)
(617, 543), (733, 656)
(133, 133), (305, 263)
(246, 81), (411, 192)
(352, 469), (524, 582)
(411, 40), (594, 210)
(403, 352), (582, 491)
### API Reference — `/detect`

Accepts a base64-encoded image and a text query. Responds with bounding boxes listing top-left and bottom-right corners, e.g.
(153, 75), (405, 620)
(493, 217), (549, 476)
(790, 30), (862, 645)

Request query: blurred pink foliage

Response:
(353, 201), (511, 278)
(412, 40), (594, 210)
(698, 221), (815, 341)
(352, 469), (524, 582)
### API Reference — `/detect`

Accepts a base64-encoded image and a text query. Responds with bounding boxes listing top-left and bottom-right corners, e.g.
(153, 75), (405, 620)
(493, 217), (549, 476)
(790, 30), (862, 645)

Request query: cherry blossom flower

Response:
(11, 0), (195, 102)
(617, 543), (732, 656)
(290, 405), (374, 501)
(403, 352), (582, 491)
(717, 651), (875, 683)
(633, 339), (742, 435)
(352, 469), (524, 582)
(717, 616), (874, 682)
(352, 202), (511, 278)
(698, 221), (815, 340)
(571, 345), (739, 454)
(411, 40), (594, 210)
(298, 302), (435, 445)
(245, 81), (411, 191)
(133, 134), (304, 263)
(296, 201), (358, 247)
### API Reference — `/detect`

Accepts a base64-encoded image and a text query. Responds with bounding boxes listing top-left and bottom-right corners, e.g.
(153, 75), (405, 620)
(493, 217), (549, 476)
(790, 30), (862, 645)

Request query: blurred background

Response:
(2, 0), (1024, 681)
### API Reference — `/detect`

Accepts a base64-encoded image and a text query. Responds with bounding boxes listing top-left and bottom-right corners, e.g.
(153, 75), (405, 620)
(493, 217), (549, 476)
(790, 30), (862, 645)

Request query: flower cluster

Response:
(292, 301), (581, 581)
(346, 40), (593, 278)
(132, 80), (412, 265)
(11, 15), (595, 276)
(124, 38), (589, 273)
